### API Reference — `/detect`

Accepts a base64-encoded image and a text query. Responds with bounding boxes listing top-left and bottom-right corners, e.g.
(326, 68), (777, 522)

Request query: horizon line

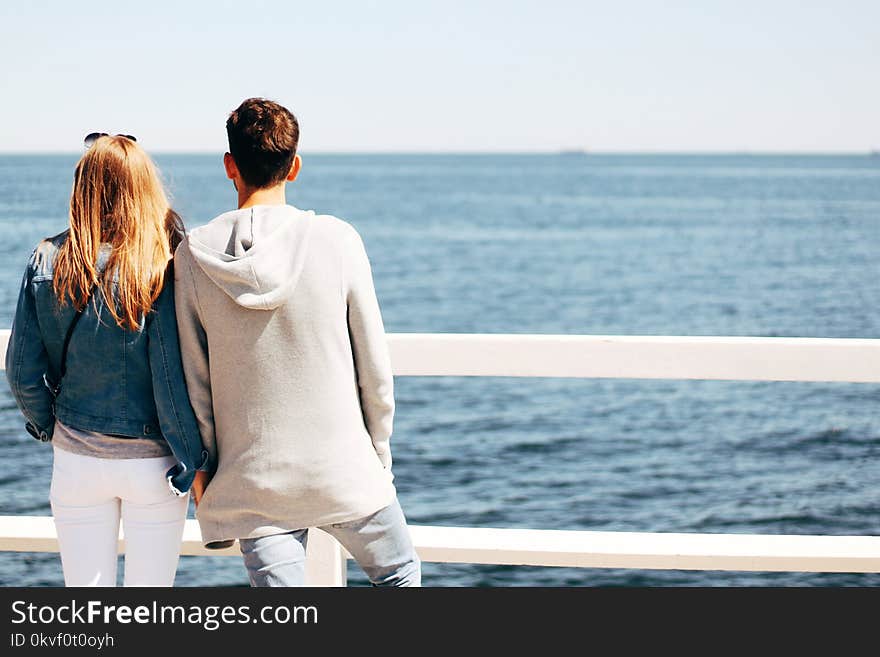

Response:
(0, 149), (878, 157)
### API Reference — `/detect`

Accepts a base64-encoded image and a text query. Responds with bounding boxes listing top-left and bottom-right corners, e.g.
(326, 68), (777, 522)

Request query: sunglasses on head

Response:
(84, 132), (137, 149)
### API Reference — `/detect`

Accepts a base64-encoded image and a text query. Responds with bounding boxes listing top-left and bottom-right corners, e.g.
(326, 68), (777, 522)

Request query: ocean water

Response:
(0, 153), (878, 587)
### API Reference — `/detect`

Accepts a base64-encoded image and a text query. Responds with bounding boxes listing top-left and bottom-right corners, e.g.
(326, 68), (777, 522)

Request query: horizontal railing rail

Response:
(1, 329), (878, 584)
(3, 330), (880, 383)
(2, 516), (879, 575)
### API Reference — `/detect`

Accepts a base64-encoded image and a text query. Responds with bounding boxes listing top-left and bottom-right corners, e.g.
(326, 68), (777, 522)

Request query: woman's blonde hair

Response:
(53, 135), (183, 330)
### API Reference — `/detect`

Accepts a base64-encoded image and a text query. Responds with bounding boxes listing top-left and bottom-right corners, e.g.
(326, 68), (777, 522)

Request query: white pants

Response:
(50, 446), (189, 587)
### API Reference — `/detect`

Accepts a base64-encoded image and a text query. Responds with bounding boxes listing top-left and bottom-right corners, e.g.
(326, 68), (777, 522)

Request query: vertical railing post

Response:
(304, 528), (347, 586)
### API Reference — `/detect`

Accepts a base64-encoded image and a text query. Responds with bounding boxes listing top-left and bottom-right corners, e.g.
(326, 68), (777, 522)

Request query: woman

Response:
(5, 134), (209, 586)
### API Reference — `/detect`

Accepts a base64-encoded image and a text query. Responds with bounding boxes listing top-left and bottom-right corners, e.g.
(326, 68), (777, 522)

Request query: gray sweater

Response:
(174, 204), (396, 547)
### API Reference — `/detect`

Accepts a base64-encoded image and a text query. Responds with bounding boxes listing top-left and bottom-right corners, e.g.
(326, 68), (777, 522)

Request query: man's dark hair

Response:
(226, 98), (299, 189)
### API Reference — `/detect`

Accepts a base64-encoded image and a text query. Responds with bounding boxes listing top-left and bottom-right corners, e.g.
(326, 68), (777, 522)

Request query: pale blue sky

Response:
(1, 1), (878, 152)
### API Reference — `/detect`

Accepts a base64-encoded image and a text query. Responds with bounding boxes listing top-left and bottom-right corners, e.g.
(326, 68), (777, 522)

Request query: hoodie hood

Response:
(186, 204), (314, 310)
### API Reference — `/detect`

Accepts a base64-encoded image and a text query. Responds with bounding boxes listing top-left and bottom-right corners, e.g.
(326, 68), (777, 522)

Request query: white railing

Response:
(1, 329), (879, 585)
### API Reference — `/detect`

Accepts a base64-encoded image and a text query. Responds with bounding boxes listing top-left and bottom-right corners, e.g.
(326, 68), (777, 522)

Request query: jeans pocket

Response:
(330, 515), (368, 530)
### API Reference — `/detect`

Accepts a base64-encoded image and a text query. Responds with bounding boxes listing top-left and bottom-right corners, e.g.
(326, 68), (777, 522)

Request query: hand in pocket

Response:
(191, 470), (213, 507)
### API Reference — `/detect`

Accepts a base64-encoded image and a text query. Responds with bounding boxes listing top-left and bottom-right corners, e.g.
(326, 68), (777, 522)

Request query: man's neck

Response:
(238, 184), (286, 209)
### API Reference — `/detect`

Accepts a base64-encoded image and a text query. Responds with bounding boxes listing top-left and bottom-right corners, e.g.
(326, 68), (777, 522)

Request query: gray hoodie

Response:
(174, 204), (396, 547)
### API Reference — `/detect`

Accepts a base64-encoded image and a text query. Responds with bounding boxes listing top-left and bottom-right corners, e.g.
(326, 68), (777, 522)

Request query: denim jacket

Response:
(4, 230), (210, 493)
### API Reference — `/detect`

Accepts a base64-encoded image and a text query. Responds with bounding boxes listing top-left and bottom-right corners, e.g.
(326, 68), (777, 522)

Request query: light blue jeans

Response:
(239, 497), (421, 587)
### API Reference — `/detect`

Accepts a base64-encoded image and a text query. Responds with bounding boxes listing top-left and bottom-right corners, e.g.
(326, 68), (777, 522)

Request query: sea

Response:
(0, 153), (878, 587)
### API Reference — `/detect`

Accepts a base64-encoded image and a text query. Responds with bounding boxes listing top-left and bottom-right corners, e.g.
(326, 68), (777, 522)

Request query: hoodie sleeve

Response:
(173, 242), (217, 472)
(344, 226), (395, 469)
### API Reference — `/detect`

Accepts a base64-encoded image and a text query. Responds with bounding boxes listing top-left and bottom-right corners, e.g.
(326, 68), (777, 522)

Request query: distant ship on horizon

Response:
(558, 148), (589, 155)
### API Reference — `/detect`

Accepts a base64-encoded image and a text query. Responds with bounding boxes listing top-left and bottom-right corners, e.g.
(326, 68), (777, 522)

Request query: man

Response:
(174, 97), (421, 587)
